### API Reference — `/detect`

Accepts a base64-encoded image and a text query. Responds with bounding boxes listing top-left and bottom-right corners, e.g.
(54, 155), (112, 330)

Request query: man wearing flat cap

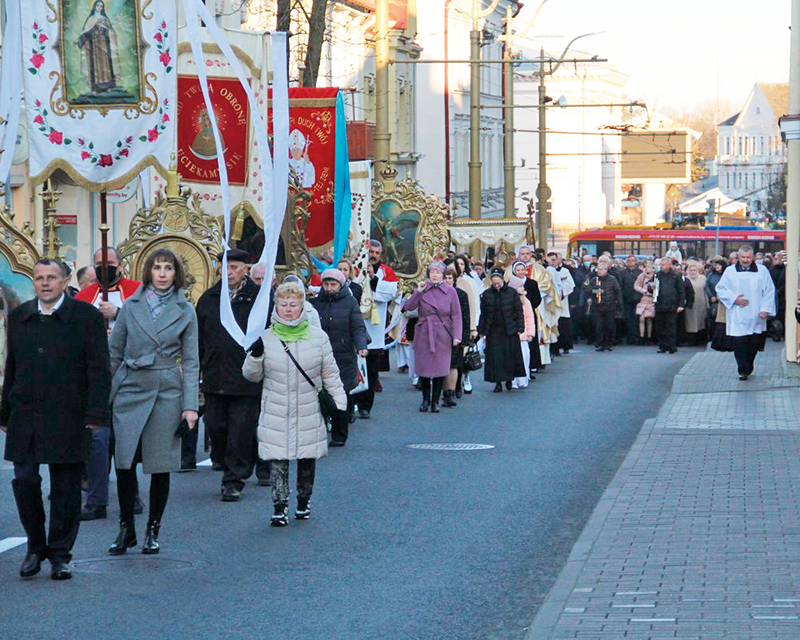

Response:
(194, 249), (264, 501)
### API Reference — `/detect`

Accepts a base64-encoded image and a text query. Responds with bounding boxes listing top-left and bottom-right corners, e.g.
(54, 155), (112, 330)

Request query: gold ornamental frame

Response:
(0, 202), (40, 280)
(371, 174), (450, 295)
(117, 186), (224, 304)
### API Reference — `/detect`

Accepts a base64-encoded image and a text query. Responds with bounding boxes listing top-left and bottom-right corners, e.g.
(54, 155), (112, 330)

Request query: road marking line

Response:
(753, 616), (799, 620)
(564, 608), (585, 614)
(573, 588), (593, 593)
(753, 605), (796, 608)
(0, 537), (27, 553)
(197, 459), (213, 467)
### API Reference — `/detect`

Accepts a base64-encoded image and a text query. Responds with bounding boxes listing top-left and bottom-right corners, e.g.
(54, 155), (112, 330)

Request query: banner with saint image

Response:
(21, 0), (177, 190)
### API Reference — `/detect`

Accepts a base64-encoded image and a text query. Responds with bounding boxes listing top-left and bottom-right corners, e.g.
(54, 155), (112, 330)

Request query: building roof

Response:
(718, 112), (740, 127)
(758, 83), (789, 118)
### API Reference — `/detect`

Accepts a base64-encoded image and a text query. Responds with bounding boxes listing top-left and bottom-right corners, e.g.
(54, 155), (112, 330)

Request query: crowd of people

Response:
(0, 236), (784, 580)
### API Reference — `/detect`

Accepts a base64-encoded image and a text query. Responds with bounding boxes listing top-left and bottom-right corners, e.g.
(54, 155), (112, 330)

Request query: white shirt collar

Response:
(38, 293), (66, 316)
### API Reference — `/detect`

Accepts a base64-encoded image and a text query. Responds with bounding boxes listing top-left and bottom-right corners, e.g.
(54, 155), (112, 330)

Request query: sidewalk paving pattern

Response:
(527, 343), (800, 639)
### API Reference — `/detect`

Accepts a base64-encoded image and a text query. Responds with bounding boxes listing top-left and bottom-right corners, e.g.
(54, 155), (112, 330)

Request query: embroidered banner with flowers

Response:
(21, 0), (177, 191)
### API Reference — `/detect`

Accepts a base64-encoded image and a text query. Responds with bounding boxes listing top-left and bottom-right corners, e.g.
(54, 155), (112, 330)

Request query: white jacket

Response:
(242, 313), (346, 461)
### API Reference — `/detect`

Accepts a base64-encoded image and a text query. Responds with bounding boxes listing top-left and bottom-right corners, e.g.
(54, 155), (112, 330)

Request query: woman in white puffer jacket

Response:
(242, 281), (346, 527)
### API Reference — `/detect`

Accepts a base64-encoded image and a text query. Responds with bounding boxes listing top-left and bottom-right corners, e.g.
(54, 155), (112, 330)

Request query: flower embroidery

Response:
(32, 102), (72, 146)
(154, 23), (172, 73)
(28, 23), (48, 75)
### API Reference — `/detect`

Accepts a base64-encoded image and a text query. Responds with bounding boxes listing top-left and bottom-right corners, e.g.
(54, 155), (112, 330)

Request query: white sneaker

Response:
(463, 374), (473, 393)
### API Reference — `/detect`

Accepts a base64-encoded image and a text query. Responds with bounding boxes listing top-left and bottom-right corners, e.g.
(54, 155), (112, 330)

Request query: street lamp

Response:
(535, 31), (603, 252)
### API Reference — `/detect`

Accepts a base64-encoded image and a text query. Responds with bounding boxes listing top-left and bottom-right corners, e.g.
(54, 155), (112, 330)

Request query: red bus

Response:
(567, 226), (785, 260)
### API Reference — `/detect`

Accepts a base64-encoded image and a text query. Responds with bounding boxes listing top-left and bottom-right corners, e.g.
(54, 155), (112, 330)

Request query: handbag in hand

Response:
(463, 344), (483, 371)
(280, 341), (339, 420)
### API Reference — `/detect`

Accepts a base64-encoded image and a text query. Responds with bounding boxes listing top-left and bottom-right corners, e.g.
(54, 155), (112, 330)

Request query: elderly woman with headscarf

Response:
(402, 261), (462, 413)
(310, 268), (369, 446)
(511, 260), (542, 377)
(508, 274), (536, 389)
(478, 268), (525, 392)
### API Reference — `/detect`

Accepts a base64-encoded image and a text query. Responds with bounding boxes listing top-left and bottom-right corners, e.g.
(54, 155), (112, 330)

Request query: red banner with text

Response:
(177, 75), (250, 186)
(270, 87), (339, 250)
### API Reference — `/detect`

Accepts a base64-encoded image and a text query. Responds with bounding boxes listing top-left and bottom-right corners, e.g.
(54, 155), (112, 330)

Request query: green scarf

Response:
(269, 319), (312, 343)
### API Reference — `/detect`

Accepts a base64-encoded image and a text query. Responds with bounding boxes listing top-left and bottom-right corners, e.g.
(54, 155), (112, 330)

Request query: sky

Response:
(519, 0), (791, 117)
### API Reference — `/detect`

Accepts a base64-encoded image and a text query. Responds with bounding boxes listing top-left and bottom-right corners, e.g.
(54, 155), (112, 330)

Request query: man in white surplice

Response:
(353, 239), (399, 418)
(715, 245), (775, 380)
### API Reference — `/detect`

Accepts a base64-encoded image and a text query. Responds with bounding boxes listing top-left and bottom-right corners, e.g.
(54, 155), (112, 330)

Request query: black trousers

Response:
(204, 394), (260, 491)
(656, 310), (677, 351)
(624, 303), (639, 343)
(270, 459), (316, 506)
(12, 447), (82, 563)
(732, 333), (764, 376)
(330, 396), (354, 444)
(353, 350), (382, 412)
(593, 309), (616, 348)
(557, 316), (574, 351)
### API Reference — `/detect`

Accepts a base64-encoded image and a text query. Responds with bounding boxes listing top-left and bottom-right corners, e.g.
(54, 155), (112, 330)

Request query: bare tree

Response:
(277, 0), (291, 32)
(301, 0), (328, 87)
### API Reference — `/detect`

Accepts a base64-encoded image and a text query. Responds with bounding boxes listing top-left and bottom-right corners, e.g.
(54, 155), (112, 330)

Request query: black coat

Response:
(581, 274), (621, 312)
(619, 267), (643, 305)
(682, 276), (695, 310)
(654, 270), (686, 312)
(455, 286), (471, 343)
(347, 280), (363, 305)
(196, 277), (262, 397)
(2, 297), (110, 464)
(478, 285), (524, 337)
(311, 288), (369, 392)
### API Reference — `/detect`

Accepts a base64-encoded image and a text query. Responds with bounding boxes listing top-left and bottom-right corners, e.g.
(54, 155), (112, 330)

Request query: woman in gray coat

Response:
(107, 249), (199, 555)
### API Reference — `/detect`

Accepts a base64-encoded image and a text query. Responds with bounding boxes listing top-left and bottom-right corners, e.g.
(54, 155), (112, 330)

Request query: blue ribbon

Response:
(312, 90), (351, 272)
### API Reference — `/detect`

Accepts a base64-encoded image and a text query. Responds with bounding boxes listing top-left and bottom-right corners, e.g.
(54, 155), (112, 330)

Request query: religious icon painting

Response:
(60, 0), (144, 107)
(20, 0), (177, 190)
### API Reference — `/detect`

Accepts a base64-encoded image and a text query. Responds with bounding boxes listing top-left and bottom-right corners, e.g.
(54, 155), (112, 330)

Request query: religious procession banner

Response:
(176, 75), (250, 186)
(150, 28), (269, 222)
(269, 87), (351, 265)
(20, 0), (177, 191)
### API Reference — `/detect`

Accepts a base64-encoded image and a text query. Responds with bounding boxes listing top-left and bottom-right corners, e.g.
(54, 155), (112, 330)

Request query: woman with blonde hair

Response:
(243, 281), (346, 526)
(634, 262), (657, 343)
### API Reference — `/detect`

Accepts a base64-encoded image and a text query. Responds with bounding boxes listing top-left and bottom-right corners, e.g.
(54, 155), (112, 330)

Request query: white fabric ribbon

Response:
(0, 0), (22, 187)
(182, 0), (289, 348)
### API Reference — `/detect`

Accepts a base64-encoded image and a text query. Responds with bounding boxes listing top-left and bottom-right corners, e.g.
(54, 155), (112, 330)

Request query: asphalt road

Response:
(0, 344), (694, 640)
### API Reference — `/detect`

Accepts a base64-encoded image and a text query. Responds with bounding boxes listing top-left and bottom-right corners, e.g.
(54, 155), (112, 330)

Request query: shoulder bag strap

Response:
(280, 340), (317, 389)
(420, 295), (455, 341)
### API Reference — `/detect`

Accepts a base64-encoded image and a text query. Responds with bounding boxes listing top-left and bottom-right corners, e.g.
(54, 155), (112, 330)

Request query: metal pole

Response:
(502, 4), (515, 220)
(714, 203), (720, 258)
(469, 29), (482, 222)
(537, 48), (549, 252)
(784, 0), (800, 360)
(99, 191), (109, 304)
(374, 0), (391, 182)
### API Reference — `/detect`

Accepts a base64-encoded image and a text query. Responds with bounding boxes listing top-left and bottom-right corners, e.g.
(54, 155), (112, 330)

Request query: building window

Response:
(738, 137), (742, 155)
(760, 136), (764, 155)
(726, 137), (730, 154)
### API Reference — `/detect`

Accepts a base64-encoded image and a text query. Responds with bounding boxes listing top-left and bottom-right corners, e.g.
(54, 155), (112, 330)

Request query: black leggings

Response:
(117, 468), (170, 523)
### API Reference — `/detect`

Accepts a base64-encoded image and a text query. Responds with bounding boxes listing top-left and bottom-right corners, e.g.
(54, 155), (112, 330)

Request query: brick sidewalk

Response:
(526, 343), (800, 639)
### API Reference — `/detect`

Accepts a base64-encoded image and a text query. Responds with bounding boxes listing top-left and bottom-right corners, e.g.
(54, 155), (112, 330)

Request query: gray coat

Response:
(109, 287), (199, 474)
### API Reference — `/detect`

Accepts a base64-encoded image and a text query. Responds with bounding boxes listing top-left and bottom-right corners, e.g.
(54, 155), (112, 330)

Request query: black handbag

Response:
(463, 344), (483, 372)
(280, 340), (338, 420)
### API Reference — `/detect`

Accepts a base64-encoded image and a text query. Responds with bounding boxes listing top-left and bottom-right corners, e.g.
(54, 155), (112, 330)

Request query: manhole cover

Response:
(407, 443), (495, 451)
(72, 556), (197, 574)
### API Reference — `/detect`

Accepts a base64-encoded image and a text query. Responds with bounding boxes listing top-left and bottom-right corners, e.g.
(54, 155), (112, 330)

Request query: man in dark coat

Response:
(619, 255), (643, 345)
(654, 258), (686, 354)
(311, 268), (369, 446)
(195, 249), (265, 501)
(581, 262), (622, 351)
(1, 259), (110, 580)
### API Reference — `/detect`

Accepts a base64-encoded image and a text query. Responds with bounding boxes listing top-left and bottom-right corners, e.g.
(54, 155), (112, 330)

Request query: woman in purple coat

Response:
(403, 261), (463, 413)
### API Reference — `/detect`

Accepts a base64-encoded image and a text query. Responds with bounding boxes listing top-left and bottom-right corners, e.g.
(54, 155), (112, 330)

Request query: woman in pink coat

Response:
(509, 275), (536, 389)
(634, 261), (656, 343)
(403, 261), (463, 413)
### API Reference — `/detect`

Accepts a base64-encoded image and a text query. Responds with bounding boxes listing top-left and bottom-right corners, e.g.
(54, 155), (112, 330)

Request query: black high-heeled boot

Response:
(108, 517), (137, 555)
(419, 377), (431, 412)
(430, 378), (443, 413)
(141, 519), (160, 555)
(442, 390), (457, 407)
(494, 382), (503, 393)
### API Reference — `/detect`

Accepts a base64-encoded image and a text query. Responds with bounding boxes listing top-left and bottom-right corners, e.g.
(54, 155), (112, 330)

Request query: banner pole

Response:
(99, 191), (110, 304)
